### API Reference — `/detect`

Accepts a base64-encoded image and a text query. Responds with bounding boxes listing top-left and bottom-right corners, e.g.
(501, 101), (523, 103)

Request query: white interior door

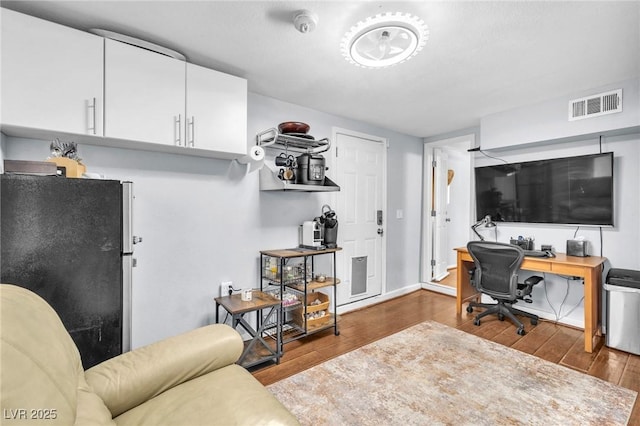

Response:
(432, 148), (449, 281)
(335, 130), (386, 306)
(421, 134), (474, 289)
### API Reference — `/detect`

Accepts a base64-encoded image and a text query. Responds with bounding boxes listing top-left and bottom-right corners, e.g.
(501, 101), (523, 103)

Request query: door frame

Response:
(331, 127), (388, 314)
(421, 134), (475, 295)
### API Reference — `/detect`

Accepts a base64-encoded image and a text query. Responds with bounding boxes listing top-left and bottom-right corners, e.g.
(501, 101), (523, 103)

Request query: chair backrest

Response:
(466, 241), (524, 300)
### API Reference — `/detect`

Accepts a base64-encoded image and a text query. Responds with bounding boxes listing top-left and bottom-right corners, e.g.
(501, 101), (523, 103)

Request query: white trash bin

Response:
(604, 268), (640, 356)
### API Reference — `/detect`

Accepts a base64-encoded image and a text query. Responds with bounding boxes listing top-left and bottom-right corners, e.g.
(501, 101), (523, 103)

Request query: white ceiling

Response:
(3, 1), (638, 138)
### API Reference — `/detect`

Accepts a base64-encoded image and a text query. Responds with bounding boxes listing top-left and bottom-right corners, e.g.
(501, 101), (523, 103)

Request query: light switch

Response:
(396, 209), (403, 219)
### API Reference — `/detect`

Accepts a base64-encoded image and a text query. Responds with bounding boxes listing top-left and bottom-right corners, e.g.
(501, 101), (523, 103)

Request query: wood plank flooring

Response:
(433, 267), (457, 288)
(252, 289), (640, 424)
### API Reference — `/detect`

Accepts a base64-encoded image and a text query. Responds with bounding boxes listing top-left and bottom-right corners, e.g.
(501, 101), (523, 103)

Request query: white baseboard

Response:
(336, 283), (423, 315)
(507, 304), (584, 329)
(336, 282), (584, 330)
(421, 281), (456, 296)
(472, 294), (584, 329)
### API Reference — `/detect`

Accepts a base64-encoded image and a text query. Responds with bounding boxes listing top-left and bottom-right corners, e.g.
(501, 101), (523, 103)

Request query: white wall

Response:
(470, 132), (640, 327)
(481, 78), (640, 150)
(472, 133), (639, 266)
(1, 92), (423, 348)
(425, 78), (640, 328)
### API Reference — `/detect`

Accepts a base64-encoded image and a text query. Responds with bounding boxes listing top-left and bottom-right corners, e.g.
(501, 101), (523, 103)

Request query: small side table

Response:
(214, 291), (281, 368)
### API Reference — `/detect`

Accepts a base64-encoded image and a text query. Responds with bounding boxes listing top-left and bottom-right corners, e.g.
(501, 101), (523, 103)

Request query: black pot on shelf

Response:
(296, 153), (326, 185)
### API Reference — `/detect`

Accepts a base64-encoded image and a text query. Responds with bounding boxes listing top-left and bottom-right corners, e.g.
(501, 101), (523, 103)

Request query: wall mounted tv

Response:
(474, 152), (613, 226)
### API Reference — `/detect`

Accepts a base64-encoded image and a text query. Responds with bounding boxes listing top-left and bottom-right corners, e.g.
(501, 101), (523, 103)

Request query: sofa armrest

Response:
(85, 324), (242, 417)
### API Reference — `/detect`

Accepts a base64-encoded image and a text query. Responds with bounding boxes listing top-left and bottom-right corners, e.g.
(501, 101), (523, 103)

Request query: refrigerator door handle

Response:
(122, 254), (133, 353)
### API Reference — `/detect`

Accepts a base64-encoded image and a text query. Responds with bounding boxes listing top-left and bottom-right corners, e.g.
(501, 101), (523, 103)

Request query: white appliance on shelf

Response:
(299, 221), (323, 249)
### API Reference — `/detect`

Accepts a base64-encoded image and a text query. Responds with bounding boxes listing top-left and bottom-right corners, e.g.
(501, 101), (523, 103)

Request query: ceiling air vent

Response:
(569, 89), (622, 121)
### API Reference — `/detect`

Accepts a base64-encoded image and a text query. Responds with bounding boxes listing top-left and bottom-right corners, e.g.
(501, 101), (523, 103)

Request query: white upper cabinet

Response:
(1, 9), (248, 159)
(104, 39), (186, 146)
(1, 9), (103, 135)
(185, 63), (247, 156)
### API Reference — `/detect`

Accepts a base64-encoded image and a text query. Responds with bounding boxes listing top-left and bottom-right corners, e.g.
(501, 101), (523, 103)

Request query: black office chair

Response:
(466, 241), (543, 335)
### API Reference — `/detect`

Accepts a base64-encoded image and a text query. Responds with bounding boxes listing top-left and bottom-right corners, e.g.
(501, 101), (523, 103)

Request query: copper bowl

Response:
(278, 122), (310, 134)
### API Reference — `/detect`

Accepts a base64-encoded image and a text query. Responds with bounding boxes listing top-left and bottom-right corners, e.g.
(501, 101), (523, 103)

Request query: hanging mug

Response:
(283, 168), (295, 181)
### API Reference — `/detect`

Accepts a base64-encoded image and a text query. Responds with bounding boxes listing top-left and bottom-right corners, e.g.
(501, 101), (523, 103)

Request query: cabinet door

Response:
(104, 39), (186, 146)
(1, 9), (103, 135)
(186, 63), (247, 155)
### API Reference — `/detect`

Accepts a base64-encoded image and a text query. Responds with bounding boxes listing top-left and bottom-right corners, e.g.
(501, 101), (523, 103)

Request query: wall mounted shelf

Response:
(258, 167), (340, 192)
(256, 127), (340, 192)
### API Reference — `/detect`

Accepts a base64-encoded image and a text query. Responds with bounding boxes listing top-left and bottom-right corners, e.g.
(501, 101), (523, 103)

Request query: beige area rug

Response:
(268, 321), (637, 425)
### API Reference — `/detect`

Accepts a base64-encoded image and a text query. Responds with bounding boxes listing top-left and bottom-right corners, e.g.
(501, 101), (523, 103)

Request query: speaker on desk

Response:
(566, 239), (588, 257)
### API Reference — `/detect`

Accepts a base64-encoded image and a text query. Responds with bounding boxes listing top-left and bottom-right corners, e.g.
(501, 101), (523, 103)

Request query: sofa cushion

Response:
(113, 364), (299, 426)
(85, 324), (243, 417)
(1, 284), (83, 424)
(75, 373), (116, 426)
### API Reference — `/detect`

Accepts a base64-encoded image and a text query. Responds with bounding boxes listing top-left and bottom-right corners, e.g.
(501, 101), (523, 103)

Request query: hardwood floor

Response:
(433, 267), (457, 288)
(253, 289), (640, 424)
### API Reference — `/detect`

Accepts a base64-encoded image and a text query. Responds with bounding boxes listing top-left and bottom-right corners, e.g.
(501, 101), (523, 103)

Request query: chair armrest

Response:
(468, 268), (477, 288)
(85, 324), (242, 417)
(524, 276), (543, 286)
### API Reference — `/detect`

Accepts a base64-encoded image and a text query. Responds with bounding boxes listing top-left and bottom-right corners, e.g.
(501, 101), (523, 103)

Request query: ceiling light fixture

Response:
(341, 12), (429, 69)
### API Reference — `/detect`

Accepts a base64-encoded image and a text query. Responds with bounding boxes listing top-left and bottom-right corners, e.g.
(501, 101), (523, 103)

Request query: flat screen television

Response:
(474, 152), (614, 226)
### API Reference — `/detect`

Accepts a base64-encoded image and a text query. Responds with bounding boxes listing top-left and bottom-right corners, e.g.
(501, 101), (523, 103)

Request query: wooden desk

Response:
(455, 247), (606, 353)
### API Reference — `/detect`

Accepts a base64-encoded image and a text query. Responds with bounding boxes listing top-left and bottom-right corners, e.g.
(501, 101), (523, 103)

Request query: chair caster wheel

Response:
(517, 328), (526, 336)
(498, 313), (505, 321)
(531, 318), (538, 326)
(466, 305), (473, 313)
(473, 318), (481, 326)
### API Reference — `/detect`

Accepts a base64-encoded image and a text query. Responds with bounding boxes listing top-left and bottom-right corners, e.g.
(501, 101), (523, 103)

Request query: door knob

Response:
(377, 228), (384, 236)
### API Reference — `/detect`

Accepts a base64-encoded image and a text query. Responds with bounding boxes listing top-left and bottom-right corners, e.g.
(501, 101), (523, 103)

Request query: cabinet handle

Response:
(188, 116), (195, 147)
(175, 115), (182, 146)
(87, 98), (96, 135)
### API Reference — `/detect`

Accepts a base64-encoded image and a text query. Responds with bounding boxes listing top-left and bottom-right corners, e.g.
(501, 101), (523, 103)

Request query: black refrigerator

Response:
(1, 174), (135, 369)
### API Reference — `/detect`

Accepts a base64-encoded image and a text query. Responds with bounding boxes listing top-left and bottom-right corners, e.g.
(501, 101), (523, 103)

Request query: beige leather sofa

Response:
(0, 284), (299, 425)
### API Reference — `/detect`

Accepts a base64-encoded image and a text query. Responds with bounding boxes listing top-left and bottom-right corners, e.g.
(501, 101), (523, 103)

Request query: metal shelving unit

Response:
(259, 247), (341, 349)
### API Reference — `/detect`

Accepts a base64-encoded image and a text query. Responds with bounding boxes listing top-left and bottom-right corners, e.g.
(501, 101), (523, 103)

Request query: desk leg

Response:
(456, 254), (464, 315)
(583, 265), (602, 353)
(456, 254), (479, 315)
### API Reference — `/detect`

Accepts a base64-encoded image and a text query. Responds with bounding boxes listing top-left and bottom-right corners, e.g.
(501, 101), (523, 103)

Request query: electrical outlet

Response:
(220, 281), (234, 297)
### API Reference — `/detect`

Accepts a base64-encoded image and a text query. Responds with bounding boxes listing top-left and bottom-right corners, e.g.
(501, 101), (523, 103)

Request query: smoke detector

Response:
(293, 10), (318, 34)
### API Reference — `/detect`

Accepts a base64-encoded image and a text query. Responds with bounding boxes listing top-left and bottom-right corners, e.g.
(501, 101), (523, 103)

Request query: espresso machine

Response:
(300, 220), (323, 249)
(299, 205), (338, 250)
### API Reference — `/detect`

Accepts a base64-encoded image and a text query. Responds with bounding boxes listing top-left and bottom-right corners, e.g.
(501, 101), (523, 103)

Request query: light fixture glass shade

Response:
(341, 12), (428, 69)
